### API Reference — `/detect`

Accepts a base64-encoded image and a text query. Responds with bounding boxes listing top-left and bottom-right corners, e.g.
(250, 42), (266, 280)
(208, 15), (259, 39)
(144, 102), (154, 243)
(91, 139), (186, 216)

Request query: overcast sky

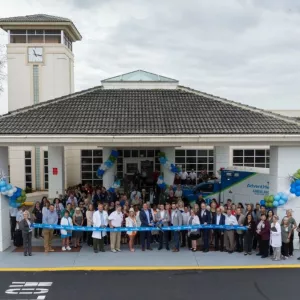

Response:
(0, 0), (300, 115)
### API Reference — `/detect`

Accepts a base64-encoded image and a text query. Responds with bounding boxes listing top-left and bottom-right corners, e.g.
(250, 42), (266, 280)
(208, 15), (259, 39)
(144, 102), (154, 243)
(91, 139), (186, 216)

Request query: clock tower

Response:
(0, 15), (81, 191)
(0, 14), (82, 111)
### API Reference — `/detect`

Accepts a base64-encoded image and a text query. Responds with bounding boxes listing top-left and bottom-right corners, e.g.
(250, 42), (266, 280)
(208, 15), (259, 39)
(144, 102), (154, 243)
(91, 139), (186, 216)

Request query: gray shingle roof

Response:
(0, 14), (71, 23)
(0, 87), (300, 135)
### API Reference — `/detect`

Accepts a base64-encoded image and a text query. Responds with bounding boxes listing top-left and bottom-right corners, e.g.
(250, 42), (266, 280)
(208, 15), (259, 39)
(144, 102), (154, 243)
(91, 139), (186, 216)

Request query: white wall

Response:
(7, 43), (74, 112)
(214, 146), (231, 174)
(0, 147), (10, 251)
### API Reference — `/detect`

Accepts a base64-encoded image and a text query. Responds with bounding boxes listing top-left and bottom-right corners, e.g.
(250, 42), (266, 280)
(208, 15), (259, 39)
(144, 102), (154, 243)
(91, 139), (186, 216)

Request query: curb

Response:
(0, 265), (299, 271)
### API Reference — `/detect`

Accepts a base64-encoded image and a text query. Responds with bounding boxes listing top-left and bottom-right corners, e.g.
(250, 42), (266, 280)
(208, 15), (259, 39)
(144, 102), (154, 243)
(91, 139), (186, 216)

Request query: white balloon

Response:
(7, 189), (14, 197)
(13, 187), (17, 193)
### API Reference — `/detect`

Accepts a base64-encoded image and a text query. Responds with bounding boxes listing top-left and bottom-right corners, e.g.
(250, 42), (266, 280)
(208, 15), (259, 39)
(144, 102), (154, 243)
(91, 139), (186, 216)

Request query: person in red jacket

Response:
(257, 214), (270, 258)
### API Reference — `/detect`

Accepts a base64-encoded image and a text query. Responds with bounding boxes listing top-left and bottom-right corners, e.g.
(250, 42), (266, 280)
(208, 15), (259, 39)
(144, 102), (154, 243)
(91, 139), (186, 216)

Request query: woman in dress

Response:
(188, 209), (200, 252)
(72, 207), (83, 248)
(86, 204), (94, 246)
(270, 215), (282, 261)
(61, 210), (72, 251)
(126, 208), (137, 252)
(243, 213), (256, 255)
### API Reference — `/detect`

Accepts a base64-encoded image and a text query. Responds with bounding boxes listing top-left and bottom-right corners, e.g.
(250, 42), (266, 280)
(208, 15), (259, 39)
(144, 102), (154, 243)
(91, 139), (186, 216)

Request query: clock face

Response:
(28, 47), (43, 62)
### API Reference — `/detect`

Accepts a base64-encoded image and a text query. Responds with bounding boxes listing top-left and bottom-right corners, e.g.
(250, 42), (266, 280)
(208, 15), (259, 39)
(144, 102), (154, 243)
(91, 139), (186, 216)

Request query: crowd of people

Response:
(9, 183), (300, 261)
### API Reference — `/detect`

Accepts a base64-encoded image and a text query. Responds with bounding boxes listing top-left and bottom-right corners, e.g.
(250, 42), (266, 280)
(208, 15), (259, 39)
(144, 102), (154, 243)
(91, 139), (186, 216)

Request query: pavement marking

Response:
(0, 265), (300, 271)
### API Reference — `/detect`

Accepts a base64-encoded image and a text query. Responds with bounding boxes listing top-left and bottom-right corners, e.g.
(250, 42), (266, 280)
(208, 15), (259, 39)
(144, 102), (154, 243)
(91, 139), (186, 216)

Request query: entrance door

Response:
(140, 160), (154, 187)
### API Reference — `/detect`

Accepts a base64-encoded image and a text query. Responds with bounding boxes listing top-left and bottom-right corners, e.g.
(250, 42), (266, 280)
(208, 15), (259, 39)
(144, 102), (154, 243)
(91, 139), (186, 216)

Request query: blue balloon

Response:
(6, 184), (12, 190)
(273, 201), (279, 207)
(104, 160), (113, 168)
(281, 194), (288, 201)
(111, 150), (119, 158)
(291, 188), (296, 194)
(0, 180), (6, 188)
(260, 200), (266, 206)
(279, 199), (285, 205)
(159, 157), (167, 165)
(296, 186), (300, 191)
(296, 180), (300, 186)
(274, 195), (280, 201)
(291, 182), (296, 189)
(296, 192), (300, 197)
(108, 187), (115, 193)
(0, 186), (7, 193)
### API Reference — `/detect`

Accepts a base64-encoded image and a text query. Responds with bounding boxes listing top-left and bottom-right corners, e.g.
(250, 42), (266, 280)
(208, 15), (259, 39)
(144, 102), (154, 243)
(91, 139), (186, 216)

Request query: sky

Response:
(0, 0), (300, 115)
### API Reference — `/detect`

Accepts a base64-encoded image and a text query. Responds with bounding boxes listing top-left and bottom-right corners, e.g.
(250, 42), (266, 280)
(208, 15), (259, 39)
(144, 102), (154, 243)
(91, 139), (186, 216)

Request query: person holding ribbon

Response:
(60, 210), (72, 251)
(126, 208), (137, 252)
(42, 204), (58, 253)
(139, 203), (154, 251)
(92, 204), (108, 253)
(108, 205), (123, 253)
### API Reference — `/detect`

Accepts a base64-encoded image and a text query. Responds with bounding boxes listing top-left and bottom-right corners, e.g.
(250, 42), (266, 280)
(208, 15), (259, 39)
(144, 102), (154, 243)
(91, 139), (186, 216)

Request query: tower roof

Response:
(0, 14), (82, 41)
(102, 70), (179, 83)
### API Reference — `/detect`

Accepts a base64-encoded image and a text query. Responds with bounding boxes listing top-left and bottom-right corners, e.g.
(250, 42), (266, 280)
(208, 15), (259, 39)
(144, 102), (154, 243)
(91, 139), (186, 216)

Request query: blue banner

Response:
(32, 223), (248, 232)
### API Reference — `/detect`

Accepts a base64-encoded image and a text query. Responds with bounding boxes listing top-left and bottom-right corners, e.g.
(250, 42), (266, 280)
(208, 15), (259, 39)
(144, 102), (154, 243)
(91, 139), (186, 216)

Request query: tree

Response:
(0, 44), (6, 93)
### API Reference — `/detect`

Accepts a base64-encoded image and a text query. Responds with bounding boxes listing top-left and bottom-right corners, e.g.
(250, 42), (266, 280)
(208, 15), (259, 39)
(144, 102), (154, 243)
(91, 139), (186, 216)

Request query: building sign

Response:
(5, 282), (53, 299)
(52, 168), (58, 175)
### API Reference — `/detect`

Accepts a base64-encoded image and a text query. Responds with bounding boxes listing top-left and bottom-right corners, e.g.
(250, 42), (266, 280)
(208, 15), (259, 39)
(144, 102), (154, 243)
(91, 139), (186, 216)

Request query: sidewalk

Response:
(0, 237), (300, 270)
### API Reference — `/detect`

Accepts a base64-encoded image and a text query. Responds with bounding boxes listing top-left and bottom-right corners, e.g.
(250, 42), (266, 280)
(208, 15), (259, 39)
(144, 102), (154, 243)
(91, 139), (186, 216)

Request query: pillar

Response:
(160, 147), (175, 186)
(214, 146), (231, 175)
(270, 146), (300, 249)
(48, 146), (65, 199)
(102, 147), (116, 189)
(0, 147), (10, 251)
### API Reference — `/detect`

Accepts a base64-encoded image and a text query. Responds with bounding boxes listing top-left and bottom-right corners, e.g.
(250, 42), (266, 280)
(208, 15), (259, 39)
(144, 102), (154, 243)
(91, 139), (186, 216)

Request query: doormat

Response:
(13, 246), (81, 253)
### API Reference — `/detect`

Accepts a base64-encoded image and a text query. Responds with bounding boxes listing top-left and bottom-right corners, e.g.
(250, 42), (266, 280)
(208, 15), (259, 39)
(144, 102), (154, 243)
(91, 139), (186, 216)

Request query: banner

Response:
(32, 223), (248, 232)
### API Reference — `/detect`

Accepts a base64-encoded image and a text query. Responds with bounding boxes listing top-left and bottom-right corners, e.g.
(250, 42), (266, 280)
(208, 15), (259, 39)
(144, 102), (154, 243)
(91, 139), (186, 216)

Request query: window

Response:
(9, 29), (63, 45)
(44, 151), (48, 190)
(232, 149), (270, 168)
(175, 149), (214, 176)
(81, 149), (103, 186)
(195, 183), (214, 193)
(25, 151), (32, 190)
(33, 65), (39, 104)
(63, 33), (72, 50)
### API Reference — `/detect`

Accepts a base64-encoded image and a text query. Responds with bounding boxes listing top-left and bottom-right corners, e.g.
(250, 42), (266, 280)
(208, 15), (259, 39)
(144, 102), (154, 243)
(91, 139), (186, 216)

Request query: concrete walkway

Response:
(1, 238), (300, 270)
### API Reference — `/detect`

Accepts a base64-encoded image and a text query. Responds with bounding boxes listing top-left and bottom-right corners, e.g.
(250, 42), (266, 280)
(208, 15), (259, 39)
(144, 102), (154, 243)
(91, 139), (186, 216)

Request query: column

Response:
(214, 146), (231, 175)
(102, 147), (116, 189)
(269, 146), (300, 249)
(48, 146), (65, 199)
(160, 147), (175, 186)
(0, 147), (10, 251)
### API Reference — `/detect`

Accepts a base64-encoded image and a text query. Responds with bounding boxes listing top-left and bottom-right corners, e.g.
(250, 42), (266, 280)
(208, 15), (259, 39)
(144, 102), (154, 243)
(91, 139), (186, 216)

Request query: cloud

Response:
(0, 0), (300, 116)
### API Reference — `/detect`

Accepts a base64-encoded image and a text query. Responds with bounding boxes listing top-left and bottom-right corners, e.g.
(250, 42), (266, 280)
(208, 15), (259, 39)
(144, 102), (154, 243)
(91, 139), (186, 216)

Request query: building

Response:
(0, 14), (300, 251)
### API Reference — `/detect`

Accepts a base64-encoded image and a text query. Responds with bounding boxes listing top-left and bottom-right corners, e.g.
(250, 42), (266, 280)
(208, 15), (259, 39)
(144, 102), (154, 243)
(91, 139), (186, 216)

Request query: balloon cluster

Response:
(96, 150), (119, 178)
(108, 180), (121, 193)
(157, 175), (167, 190)
(158, 152), (182, 174)
(0, 179), (27, 208)
(290, 179), (300, 197)
(260, 193), (288, 208)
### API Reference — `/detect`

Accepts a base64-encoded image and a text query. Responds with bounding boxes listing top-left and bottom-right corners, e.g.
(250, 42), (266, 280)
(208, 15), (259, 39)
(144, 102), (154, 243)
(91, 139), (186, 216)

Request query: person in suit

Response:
(199, 202), (211, 252)
(170, 203), (183, 252)
(235, 208), (245, 252)
(212, 207), (225, 251)
(18, 210), (32, 256)
(155, 204), (170, 250)
(139, 203), (154, 251)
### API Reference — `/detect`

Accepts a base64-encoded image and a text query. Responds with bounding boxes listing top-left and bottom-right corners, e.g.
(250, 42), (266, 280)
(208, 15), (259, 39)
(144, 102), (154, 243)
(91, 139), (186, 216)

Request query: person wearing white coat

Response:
(92, 204), (108, 253)
(270, 215), (282, 261)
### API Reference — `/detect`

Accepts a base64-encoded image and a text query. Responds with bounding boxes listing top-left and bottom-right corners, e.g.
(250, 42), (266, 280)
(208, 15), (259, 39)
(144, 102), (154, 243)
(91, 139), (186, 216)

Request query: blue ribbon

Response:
(32, 224), (248, 232)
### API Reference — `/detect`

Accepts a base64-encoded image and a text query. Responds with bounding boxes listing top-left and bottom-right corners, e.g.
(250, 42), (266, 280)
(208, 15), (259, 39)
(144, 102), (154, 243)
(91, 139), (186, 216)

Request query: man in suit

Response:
(155, 204), (170, 250)
(235, 208), (245, 252)
(139, 203), (154, 251)
(171, 203), (183, 252)
(212, 207), (225, 251)
(199, 202), (211, 252)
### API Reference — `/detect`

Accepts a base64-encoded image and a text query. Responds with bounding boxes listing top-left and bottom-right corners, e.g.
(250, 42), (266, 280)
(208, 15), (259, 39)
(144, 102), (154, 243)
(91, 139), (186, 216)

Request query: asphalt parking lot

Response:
(0, 269), (298, 300)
